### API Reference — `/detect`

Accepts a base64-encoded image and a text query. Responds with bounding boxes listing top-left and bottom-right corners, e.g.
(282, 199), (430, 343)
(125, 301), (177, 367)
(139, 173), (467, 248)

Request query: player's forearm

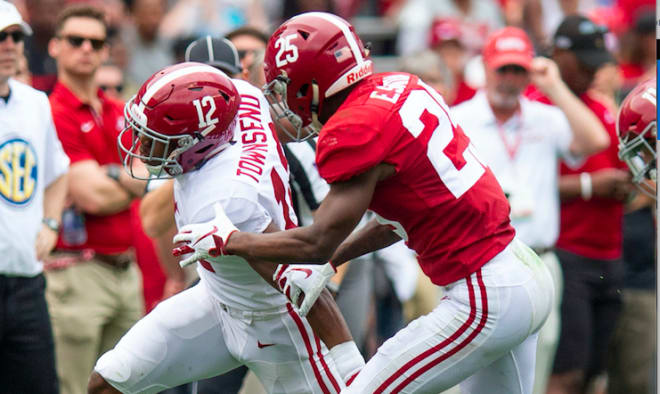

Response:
(330, 219), (401, 267)
(140, 180), (175, 238)
(228, 224), (343, 264)
(154, 226), (186, 281)
(306, 289), (354, 348)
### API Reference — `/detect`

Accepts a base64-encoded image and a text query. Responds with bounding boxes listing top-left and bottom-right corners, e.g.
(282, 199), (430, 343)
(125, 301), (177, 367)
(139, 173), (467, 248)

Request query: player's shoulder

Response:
(178, 143), (261, 200)
(232, 78), (265, 100)
(326, 72), (416, 132)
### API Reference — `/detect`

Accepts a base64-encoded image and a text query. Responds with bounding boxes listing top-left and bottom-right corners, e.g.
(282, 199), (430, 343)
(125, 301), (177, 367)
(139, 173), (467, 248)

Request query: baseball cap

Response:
(0, 1), (31, 35)
(482, 27), (534, 70)
(553, 15), (612, 70)
(429, 18), (462, 48)
(185, 36), (242, 75)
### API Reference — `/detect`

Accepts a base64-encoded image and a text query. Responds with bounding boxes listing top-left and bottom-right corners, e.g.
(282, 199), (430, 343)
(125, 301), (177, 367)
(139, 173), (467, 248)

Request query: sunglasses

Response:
(0, 30), (25, 44)
(61, 35), (106, 51)
(100, 84), (123, 93)
(496, 65), (528, 75)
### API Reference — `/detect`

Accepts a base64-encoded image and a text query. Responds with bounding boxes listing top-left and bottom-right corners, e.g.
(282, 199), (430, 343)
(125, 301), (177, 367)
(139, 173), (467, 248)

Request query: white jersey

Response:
(174, 79), (297, 310)
(0, 79), (69, 276)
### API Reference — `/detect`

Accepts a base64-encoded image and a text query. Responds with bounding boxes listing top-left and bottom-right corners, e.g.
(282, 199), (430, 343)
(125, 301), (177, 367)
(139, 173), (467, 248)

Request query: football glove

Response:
(173, 202), (238, 267)
(273, 262), (336, 317)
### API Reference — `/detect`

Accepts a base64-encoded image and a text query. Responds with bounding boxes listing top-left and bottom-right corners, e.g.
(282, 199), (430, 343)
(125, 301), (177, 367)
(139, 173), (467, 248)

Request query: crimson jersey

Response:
(316, 72), (515, 285)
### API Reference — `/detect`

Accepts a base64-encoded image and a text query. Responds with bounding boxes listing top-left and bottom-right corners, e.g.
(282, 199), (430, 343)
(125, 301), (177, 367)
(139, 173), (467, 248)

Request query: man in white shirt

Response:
(451, 26), (608, 394)
(0, 2), (69, 392)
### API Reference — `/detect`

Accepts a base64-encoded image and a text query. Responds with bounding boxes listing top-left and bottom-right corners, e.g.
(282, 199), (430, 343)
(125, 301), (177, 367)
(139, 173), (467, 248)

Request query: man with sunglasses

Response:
(45, 5), (148, 394)
(451, 26), (609, 394)
(0, 1), (68, 393)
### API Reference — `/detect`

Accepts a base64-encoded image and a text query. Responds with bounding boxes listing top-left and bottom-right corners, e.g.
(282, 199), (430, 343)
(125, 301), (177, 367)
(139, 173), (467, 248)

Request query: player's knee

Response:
(88, 371), (120, 394)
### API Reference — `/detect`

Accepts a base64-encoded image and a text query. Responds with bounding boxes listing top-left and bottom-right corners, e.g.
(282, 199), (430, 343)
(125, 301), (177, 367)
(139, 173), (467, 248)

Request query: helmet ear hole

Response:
(298, 30), (310, 40)
(219, 91), (230, 102)
(297, 84), (309, 98)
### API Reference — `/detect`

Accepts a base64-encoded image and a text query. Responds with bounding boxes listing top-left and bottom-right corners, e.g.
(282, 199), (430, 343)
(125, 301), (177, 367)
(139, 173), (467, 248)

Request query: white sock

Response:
(329, 341), (365, 386)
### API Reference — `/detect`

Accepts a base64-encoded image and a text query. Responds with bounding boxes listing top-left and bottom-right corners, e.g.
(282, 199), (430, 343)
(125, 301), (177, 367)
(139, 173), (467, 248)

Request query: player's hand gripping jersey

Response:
(174, 78), (298, 310)
(316, 73), (516, 285)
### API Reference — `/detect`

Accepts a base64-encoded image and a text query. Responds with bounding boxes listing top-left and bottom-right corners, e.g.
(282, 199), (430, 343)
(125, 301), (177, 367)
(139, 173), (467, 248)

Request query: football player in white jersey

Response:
(87, 62), (363, 394)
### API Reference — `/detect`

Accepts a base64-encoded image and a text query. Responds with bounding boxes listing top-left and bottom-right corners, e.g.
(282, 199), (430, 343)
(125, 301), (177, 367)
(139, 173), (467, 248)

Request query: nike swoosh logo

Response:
(290, 268), (312, 278)
(193, 225), (218, 246)
(257, 341), (275, 349)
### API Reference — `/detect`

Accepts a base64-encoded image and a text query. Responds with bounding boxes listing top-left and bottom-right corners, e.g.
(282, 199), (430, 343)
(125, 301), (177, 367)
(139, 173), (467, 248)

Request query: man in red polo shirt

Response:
(531, 15), (633, 394)
(44, 5), (148, 394)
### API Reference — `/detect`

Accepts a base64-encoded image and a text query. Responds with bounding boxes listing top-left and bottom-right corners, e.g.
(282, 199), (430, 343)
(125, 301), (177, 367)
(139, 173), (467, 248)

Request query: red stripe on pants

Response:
(375, 270), (488, 393)
(286, 303), (337, 393)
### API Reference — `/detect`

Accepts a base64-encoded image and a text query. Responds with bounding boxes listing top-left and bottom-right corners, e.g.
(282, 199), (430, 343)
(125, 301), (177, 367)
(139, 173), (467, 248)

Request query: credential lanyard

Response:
(496, 117), (523, 161)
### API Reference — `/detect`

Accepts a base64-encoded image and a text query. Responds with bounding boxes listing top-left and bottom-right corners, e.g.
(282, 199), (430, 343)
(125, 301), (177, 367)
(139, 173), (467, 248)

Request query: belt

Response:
(44, 249), (133, 271)
(532, 246), (554, 256)
(94, 252), (133, 270)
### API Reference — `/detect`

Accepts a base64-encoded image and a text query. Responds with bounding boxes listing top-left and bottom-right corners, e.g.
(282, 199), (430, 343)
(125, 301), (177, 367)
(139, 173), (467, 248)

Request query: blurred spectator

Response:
(591, 62), (622, 115)
(281, 0), (336, 21)
(617, 12), (655, 94)
(93, 61), (183, 314)
(608, 194), (656, 394)
(428, 18), (475, 105)
(545, 15), (631, 394)
(399, 49), (454, 111)
(121, 0), (174, 87)
(44, 5), (148, 394)
(159, 0), (269, 39)
(608, 77), (656, 394)
(539, 0), (602, 46)
(0, 2), (68, 393)
(452, 26), (609, 394)
(226, 26), (269, 78)
(171, 34), (198, 63)
(14, 51), (30, 84)
(396, 0), (504, 56)
(94, 62), (124, 100)
(23, 0), (64, 93)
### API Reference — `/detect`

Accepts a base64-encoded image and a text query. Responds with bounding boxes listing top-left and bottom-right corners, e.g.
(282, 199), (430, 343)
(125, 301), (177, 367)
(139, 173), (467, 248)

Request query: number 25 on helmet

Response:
(263, 12), (373, 142)
(617, 77), (657, 198)
(118, 62), (240, 179)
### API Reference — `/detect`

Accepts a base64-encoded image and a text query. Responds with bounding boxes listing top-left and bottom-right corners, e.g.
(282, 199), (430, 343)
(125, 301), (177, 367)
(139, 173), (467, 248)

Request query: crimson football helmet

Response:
(617, 77), (657, 198)
(263, 12), (373, 141)
(118, 62), (240, 179)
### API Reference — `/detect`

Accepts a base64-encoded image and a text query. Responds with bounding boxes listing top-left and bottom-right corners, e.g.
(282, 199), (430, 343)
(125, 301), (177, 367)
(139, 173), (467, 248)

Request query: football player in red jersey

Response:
(174, 12), (554, 394)
(617, 77), (657, 198)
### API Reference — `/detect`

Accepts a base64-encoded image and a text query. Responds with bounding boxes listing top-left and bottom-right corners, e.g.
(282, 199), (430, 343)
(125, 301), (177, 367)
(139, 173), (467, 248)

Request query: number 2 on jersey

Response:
(399, 83), (485, 198)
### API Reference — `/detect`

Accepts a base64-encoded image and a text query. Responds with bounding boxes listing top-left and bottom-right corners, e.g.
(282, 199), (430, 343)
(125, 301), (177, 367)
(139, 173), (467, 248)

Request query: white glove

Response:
(173, 203), (239, 267)
(273, 262), (336, 317)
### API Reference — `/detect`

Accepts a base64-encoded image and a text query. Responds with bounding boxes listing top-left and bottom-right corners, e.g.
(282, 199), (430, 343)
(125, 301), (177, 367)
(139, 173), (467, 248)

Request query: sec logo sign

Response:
(0, 138), (38, 205)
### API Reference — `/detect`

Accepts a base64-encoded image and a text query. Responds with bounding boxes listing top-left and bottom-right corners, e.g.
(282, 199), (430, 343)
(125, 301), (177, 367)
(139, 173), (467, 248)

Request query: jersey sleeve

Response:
(189, 180), (271, 234)
(42, 95), (70, 186)
(316, 106), (392, 183)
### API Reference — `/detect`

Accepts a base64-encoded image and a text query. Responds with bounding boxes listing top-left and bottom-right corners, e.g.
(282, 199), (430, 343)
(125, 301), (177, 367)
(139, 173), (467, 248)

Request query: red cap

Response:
(429, 18), (463, 48)
(482, 27), (534, 70)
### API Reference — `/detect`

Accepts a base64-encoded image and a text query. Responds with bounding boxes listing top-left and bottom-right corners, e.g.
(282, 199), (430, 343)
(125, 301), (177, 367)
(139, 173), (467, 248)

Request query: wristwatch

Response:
(42, 217), (60, 233)
(106, 164), (122, 183)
